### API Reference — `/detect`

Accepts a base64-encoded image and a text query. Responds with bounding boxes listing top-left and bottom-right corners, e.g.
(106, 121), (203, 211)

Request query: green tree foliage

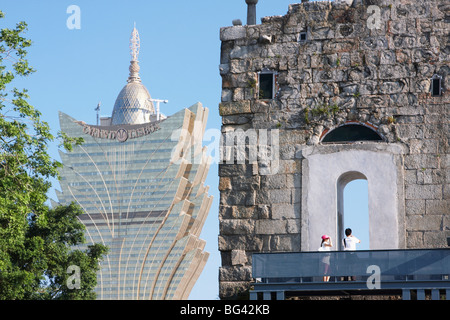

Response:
(0, 10), (107, 299)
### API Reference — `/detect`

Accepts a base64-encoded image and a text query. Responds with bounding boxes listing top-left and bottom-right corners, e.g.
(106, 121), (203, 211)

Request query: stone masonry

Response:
(218, 0), (449, 299)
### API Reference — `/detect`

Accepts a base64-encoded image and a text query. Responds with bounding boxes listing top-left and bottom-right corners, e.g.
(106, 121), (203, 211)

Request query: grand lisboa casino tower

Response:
(55, 26), (213, 300)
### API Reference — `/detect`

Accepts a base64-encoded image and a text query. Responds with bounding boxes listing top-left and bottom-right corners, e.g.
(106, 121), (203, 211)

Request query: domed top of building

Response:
(111, 26), (155, 125)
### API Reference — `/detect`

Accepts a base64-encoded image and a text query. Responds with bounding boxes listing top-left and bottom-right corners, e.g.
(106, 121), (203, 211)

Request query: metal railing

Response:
(251, 249), (450, 300)
(253, 248), (450, 281)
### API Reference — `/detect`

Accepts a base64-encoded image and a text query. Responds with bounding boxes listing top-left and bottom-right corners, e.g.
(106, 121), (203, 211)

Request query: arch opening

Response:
(337, 172), (369, 250)
(322, 124), (383, 143)
(343, 180), (369, 250)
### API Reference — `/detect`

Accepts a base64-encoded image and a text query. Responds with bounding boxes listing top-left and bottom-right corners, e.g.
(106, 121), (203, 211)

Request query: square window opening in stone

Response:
(299, 31), (307, 43)
(431, 75), (443, 96)
(258, 71), (277, 100)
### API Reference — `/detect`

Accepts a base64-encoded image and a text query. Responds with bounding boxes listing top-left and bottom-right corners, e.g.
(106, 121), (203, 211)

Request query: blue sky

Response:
(1, 0), (369, 300)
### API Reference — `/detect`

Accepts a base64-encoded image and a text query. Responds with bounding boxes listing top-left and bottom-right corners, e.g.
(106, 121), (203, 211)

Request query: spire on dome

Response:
(110, 25), (155, 125)
(128, 24), (141, 83)
(130, 23), (140, 62)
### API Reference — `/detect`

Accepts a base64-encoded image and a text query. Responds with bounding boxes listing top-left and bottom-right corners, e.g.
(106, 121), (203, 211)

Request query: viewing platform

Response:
(250, 249), (450, 300)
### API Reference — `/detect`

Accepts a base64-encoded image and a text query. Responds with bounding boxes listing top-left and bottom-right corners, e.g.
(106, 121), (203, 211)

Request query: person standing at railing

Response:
(319, 235), (333, 282)
(343, 228), (361, 251)
(342, 228), (361, 281)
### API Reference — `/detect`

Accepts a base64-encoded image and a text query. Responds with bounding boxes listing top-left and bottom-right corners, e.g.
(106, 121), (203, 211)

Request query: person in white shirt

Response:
(342, 228), (360, 250)
(342, 228), (360, 281)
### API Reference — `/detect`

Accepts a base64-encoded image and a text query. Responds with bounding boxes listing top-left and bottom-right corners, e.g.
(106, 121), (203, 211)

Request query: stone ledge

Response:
(220, 26), (247, 41)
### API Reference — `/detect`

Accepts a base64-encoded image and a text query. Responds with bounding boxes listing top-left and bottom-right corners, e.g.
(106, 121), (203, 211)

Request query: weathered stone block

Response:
(257, 205), (271, 219)
(389, 93), (418, 107)
(221, 189), (256, 206)
(417, 169), (433, 185)
(230, 250), (248, 266)
(272, 203), (300, 220)
(260, 174), (286, 189)
(267, 234), (300, 252)
(219, 101), (252, 116)
(230, 59), (252, 74)
(406, 231), (423, 248)
(404, 154), (439, 170)
(220, 26), (247, 41)
(269, 189), (291, 204)
(379, 64), (415, 79)
(233, 206), (257, 219)
(219, 280), (251, 299)
(425, 200), (449, 215)
(309, 26), (335, 40)
(222, 114), (252, 125)
(218, 235), (263, 251)
(406, 215), (442, 231)
(379, 80), (408, 94)
(255, 219), (287, 235)
(221, 88), (232, 102)
(406, 199), (425, 215)
(235, 174), (260, 188)
(219, 266), (252, 281)
(219, 177), (232, 191)
(405, 184), (442, 200)
(219, 205), (233, 219)
(423, 231), (448, 247)
(397, 124), (424, 140)
(286, 219), (301, 234)
(229, 44), (260, 60)
(392, 35), (417, 49)
(220, 219), (254, 235)
(323, 39), (357, 53)
(219, 163), (253, 177)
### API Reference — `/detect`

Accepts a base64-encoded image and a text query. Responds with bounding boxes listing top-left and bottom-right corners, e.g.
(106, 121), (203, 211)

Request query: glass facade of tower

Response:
(55, 103), (212, 300)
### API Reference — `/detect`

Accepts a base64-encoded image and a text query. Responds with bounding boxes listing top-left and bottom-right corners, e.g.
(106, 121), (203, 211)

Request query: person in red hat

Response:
(319, 235), (333, 281)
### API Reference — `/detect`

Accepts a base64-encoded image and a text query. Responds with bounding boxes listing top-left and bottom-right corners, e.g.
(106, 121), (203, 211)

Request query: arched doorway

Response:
(337, 173), (369, 250)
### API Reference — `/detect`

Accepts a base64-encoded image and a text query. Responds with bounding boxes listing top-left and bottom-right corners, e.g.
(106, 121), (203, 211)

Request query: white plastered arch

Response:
(301, 143), (405, 251)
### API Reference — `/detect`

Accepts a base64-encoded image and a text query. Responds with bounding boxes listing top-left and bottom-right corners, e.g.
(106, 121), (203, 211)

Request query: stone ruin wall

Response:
(218, 0), (449, 299)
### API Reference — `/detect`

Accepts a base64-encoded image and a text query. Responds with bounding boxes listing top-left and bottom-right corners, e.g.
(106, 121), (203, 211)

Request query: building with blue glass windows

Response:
(54, 27), (212, 300)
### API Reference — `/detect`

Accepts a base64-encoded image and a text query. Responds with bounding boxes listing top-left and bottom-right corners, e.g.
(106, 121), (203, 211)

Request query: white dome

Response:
(111, 81), (155, 125)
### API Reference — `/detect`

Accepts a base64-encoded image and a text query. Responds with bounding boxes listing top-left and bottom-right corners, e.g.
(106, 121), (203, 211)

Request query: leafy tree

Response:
(0, 10), (107, 299)
(24, 204), (108, 300)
